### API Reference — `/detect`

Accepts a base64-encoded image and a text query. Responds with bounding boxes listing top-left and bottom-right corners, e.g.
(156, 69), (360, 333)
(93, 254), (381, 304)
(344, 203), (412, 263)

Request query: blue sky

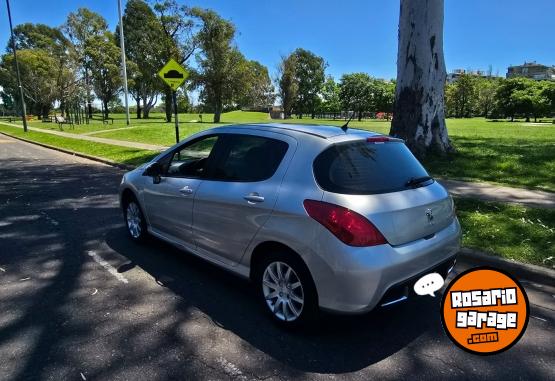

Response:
(1, 0), (554, 81)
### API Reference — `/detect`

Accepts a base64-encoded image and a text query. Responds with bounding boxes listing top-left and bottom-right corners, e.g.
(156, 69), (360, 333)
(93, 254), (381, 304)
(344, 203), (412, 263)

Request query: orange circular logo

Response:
(441, 267), (529, 355)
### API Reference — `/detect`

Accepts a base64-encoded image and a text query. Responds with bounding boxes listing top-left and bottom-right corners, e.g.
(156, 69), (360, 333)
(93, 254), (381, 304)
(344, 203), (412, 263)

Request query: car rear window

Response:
(313, 140), (431, 194)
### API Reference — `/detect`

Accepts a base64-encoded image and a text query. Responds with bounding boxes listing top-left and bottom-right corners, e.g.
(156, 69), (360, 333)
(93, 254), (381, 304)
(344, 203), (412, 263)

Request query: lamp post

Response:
(117, 0), (130, 125)
(5, 0), (27, 132)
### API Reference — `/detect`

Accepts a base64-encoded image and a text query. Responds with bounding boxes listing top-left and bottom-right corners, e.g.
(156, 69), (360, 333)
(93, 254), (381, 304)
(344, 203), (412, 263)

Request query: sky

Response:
(1, 0), (554, 82)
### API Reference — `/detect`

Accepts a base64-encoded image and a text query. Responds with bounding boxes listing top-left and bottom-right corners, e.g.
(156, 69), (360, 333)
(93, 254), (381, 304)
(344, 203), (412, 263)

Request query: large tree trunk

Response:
(389, 0), (453, 156)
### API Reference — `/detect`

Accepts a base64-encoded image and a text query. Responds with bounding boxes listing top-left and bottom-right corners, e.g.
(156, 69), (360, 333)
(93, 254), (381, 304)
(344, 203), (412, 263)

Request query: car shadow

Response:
(105, 227), (440, 374)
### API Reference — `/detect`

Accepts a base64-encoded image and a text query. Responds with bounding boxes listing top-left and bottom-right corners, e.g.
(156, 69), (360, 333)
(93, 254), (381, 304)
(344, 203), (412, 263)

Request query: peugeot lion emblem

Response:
(425, 208), (434, 225)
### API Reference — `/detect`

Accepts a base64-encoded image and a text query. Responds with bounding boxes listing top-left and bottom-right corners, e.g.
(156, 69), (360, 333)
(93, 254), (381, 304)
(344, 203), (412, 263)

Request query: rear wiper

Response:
(405, 176), (433, 188)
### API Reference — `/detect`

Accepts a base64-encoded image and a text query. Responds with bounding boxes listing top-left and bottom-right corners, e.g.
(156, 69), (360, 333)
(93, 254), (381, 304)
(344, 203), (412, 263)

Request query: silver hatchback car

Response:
(119, 123), (461, 326)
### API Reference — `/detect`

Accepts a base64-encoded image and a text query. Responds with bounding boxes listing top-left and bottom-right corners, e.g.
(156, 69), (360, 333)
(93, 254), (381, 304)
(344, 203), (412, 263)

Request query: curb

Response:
(0, 131), (136, 171)
(458, 247), (554, 284)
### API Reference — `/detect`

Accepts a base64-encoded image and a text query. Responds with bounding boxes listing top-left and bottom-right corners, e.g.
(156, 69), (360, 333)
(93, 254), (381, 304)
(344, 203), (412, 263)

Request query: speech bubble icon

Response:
(414, 272), (445, 297)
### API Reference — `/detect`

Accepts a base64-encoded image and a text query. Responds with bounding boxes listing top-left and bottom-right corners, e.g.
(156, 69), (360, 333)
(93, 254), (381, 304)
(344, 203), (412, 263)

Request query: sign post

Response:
(158, 59), (189, 144)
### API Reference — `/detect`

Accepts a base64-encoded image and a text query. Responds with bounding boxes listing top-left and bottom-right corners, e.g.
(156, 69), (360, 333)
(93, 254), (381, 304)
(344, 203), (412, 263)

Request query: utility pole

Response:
(6, 0), (27, 132)
(117, 0), (130, 126)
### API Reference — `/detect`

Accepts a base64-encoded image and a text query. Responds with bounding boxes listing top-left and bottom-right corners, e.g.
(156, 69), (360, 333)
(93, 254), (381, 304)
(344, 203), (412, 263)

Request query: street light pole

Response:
(6, 0), (27, 132)
(117, 0), (130, 126)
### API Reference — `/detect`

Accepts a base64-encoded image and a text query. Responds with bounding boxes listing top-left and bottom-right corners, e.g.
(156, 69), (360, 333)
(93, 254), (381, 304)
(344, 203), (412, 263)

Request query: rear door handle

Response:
(244, 193), (264, 203)
(179, 186), (194, 195)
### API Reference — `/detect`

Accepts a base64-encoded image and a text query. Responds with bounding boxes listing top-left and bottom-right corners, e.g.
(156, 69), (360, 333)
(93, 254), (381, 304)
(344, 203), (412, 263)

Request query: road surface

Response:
(0, 135), (553, 380)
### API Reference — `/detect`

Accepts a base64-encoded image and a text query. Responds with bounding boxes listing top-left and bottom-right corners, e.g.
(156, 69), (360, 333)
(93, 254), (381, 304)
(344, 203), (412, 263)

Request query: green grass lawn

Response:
(0, 124), (157, 167)
(455, 198), (555, 268)
(6, 112), (555, 191)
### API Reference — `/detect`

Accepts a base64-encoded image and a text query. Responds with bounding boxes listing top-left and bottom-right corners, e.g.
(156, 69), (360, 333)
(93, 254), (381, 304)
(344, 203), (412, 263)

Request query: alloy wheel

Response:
(126, 202), (142, 239)
(262, 261), (304, 322)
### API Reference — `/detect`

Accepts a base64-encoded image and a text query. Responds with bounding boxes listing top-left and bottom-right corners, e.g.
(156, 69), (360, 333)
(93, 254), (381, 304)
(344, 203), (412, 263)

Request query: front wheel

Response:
(256, 253), (318, 327)
(124, 199), (147, 242)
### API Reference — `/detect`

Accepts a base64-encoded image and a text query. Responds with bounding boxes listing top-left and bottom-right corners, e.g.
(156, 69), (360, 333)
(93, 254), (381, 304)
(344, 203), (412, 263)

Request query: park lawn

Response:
(6, 113), (555, 191)
(455, 198), (555, 268)
(0, 124), (157, 167)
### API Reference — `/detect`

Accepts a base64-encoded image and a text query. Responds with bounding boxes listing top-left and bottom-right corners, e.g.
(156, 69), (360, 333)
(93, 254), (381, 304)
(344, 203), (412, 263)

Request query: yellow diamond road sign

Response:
(158, 59), (189, 90)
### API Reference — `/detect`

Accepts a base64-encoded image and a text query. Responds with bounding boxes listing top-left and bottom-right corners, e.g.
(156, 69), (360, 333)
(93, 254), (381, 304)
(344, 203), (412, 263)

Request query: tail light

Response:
(303, 200), (387, 247)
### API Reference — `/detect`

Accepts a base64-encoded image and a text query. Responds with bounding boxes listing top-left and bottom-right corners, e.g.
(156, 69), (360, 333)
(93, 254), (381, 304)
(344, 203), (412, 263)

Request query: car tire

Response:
(255, 251), (319, 327)
(123, 196), (148, 242)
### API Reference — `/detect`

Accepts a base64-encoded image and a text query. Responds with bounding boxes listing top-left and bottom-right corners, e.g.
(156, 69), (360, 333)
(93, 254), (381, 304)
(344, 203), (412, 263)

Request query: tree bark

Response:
(389, 0), (453, 157)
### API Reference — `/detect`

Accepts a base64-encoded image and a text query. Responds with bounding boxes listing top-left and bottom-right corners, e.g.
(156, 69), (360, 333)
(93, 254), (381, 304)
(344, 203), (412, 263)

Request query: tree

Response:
(445, 74), (476, 118)
(191, 8), (237, 123)
(118, 0), (165, 119)
(475, 77), (499, 118)
(320, 76), (341, 117)
(277, 54), (298, 119)
(86, 32), (122, 118)
(374, 79), (395, 118)
(0, 49), (58, 118)
(390, 0), (452, 156)
(339, 73), (374, 121)
(495, 78), (529, 121)
(153, 0), (197, 122)
(64, 8), (109, 118)
(236, 60), (274, 110)
(291, 48), (326, 119)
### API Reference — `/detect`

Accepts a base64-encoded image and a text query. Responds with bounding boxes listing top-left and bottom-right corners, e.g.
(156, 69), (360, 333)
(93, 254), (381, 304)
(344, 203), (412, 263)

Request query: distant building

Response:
(506, 61), (555, 81)
(446, 69), (493, 84)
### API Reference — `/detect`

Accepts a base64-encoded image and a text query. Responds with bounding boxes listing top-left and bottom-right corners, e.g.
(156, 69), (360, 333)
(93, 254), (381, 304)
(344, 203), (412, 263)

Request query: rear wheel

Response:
(255, 252), (318, 327)
(123, 197), (147, 242)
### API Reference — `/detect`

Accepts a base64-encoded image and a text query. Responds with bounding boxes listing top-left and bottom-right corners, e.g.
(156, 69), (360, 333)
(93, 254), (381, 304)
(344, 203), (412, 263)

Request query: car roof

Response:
(223, 123), (381, 139)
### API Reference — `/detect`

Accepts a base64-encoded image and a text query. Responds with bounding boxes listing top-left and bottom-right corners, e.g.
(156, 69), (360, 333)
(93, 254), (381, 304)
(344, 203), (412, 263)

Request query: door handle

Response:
(179, 186), (194, 195)
(244, 193), (265, 203)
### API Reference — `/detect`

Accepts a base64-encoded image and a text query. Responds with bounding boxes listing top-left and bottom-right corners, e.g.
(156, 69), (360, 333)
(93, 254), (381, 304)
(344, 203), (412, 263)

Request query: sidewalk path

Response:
(0, 121), (167, 151)
(2, 121), (553, 208)
(438, 179), (555, 209)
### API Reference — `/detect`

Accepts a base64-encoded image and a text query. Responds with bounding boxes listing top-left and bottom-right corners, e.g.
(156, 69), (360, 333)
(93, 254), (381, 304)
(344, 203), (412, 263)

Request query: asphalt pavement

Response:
(0, 134), (553, 381)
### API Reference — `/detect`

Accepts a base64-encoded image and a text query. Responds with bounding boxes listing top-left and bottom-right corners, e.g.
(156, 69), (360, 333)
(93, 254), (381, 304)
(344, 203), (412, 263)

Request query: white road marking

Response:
(0, 267), (5, 272)
(80, 372), (86, 380)
(20, 277), (30, 281)
(531, 316), (547, 322)
(87, 251), (128, 284)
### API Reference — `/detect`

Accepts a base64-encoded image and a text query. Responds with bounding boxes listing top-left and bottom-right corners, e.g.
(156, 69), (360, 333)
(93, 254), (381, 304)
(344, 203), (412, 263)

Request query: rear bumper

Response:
(314, 218), (462, 314)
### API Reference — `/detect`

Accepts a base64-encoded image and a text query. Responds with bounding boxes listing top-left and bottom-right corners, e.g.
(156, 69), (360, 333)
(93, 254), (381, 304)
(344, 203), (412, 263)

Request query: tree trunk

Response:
(214, 99), (222, 123)
(84, 69), (93, 119)
(136, 99), (142, 119)
(103, 99), (109, 119)
(165, 88), (172, 123)
(389, 0), (452, 157)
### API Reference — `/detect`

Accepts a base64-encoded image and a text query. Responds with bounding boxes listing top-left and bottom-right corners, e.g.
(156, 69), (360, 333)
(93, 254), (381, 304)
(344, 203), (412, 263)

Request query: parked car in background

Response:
(119, 123), (461, 326)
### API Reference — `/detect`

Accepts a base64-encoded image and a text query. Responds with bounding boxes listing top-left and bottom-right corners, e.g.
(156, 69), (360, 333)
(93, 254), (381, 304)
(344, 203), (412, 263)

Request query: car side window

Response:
(166, 136), (219, 178)
(212, 135), (288, 182)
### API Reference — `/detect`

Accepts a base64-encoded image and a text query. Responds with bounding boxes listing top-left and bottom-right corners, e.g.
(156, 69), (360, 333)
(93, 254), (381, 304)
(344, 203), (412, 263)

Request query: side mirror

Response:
(143, 162), (162, 184)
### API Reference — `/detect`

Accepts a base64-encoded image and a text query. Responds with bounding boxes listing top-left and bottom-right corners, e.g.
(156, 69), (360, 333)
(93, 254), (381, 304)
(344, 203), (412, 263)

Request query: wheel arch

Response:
(249, 241), (317, 295)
